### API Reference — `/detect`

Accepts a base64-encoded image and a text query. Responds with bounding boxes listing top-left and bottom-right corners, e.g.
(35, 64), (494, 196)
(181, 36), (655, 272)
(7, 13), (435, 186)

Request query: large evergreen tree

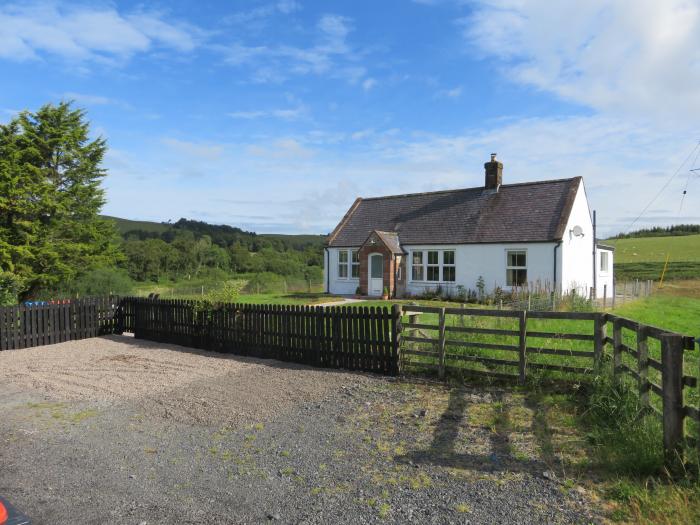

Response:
(0, 101), (121, 301)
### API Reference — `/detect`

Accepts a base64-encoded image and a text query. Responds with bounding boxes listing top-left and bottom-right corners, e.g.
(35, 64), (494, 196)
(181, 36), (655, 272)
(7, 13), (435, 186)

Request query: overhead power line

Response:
(626, 140), (700, 233)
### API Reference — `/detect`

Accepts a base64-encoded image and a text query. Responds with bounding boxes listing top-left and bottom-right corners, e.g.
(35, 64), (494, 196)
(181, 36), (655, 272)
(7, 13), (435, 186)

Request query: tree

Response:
(0, 102), (121, 300)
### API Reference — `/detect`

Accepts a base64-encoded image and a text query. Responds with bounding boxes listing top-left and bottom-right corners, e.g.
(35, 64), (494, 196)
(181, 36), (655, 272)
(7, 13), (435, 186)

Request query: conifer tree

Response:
(0, 102), (121, 301)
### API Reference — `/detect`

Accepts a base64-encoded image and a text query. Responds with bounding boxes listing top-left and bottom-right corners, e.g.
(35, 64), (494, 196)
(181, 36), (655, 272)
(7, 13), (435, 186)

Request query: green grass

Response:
(607, 234), (700, 263)
(605, 234), (700, 281)
(615, 262), (700, 281)
(613, 294), (700, 336)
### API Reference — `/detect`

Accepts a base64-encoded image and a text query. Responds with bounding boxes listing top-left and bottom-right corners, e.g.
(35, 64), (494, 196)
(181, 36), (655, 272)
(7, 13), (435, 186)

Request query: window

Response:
(410, 249), (456, 282)
(600, 251), (609, 273)
(411, 251), (424, 281)
(351, 250), (360, 278)
(443, 250), (455, 282)
(506, 250), (527, 287)
(427, 251), (440, 281)
(338, 250), (348, 278)
(337, 249), (359, 279)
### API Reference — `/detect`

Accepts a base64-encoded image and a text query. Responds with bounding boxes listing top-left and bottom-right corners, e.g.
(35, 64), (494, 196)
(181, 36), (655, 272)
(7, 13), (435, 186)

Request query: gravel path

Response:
(0, 336), (602, 524)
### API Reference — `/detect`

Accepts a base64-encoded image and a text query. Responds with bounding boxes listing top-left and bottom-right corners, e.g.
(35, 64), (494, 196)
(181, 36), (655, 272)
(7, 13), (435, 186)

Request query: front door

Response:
(369, 254), (384, 296)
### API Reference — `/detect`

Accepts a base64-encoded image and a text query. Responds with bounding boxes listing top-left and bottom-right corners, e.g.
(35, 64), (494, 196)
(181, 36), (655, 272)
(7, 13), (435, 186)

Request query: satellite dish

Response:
(571, 225), (585, 238)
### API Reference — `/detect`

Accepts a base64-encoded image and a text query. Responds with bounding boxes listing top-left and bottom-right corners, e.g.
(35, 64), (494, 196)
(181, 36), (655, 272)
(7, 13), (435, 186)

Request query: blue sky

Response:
(1, 0), (700, 236)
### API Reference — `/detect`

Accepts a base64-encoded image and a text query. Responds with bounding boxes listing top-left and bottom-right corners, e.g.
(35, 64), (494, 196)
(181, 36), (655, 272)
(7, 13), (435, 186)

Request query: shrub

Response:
(205, 279), (247, 304)
(40, 268), (134, 299)
(0, 272), (25, 306)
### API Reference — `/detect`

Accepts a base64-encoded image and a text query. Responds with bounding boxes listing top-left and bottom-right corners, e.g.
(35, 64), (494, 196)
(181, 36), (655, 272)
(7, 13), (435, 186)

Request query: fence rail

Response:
(399, 304), (699, 466)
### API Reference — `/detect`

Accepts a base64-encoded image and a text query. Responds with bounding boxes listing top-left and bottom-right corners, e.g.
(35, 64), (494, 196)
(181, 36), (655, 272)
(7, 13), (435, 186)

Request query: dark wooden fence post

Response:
(637, 325), (650, 409)
(438, 308), (446, 380)
(612, 317), (623, 381)
(391, 304), (402, 376)
(314, 306), (323, 367)
(593, 313), (606, 366)
(661, 334), (685, 470)
(518, 310), (527, 384)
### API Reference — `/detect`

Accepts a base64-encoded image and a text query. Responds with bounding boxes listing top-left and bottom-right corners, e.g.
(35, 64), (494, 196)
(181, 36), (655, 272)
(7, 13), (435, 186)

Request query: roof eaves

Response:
(553, 177), (582, 240)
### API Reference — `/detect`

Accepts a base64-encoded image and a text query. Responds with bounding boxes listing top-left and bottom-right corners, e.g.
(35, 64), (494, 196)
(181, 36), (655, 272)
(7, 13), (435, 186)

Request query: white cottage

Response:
(324, 154), (614, 300)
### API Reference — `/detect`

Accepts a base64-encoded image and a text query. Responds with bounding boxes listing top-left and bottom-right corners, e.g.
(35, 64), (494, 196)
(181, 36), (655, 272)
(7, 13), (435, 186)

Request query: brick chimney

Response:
(484, 153), (502, 190)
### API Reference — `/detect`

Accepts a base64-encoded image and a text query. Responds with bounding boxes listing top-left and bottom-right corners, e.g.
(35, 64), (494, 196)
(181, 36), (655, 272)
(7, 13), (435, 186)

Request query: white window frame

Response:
(442, 250), (456, 282)
(426, 250), (440, 282)
(409, 249), (457, 283)
(337, 249), (359, 280)
(351, 250), (360, 279)
(506, 250), (527, 287)
(338, 250), (348, 279)
(411, 251), (424, 281)
(600, 251), (610, 274)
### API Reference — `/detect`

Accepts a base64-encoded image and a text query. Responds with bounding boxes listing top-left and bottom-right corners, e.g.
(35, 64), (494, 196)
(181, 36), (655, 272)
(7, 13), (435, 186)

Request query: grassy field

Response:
(607, 234), (700, 281)
(607, 234), (700, 263)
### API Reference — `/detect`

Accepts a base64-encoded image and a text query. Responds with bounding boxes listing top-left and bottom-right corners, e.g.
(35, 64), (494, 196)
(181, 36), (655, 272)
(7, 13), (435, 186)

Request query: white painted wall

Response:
(326, 247), (360, 295)
(596, 248), (614, 299)
(560, 180), (595, 296)
(403, 242), (559, 296)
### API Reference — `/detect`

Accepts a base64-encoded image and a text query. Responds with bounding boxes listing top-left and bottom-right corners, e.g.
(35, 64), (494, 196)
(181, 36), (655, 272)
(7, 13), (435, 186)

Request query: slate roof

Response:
(371, 231), (404, 254)
(327, 177), (582, 247)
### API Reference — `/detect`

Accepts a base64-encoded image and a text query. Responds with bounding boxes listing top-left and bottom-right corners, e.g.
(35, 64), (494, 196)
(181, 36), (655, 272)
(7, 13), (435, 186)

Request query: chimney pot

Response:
(484, 153), (503, 190)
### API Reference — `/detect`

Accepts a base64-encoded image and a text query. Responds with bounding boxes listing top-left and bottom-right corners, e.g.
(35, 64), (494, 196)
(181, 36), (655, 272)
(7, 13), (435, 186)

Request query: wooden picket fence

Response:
(116, 297), (401, 375)
(0, 297), (120, 350)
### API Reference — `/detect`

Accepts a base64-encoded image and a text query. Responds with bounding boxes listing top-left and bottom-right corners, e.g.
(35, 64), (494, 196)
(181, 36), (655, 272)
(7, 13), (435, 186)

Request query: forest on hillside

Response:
(117, 218), (325, 290)
(611, 224), (700, 239)
(0, 102), (325, 305)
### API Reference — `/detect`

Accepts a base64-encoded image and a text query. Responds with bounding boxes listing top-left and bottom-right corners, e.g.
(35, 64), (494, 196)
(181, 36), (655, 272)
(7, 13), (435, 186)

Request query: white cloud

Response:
(161, 138), (224, 160)
(228, 106), (308, 120)
(462, 0), (700, 126)
(362, 78), (377, 91)
(0, 3), (202, 63)
(222, 13), (375, 88)
(226, 1), (301, 24)
(437, 86), (462, 98)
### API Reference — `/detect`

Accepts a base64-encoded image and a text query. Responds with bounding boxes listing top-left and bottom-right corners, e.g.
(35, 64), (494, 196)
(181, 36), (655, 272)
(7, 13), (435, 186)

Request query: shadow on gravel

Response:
(102, 334), (367, 377)
(398, 388), (558, 474)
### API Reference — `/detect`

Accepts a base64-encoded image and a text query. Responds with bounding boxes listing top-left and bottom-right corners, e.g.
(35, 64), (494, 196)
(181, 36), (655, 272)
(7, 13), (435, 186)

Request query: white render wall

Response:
(560, 179), (595, 296)
(326, 247), (360, 295)
(596, 248), (614, 300)
(403, 242), (559, 296)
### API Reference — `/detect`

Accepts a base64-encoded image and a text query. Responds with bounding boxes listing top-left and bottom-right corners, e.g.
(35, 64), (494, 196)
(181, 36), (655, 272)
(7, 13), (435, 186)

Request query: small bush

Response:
(205, 279), (247, 304)
(0, 271), (25, 306)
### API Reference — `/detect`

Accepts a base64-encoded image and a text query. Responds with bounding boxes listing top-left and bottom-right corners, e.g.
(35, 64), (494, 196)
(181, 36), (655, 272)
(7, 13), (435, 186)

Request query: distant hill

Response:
(103, 216), (172, 236)
(102, 215), (327, 249)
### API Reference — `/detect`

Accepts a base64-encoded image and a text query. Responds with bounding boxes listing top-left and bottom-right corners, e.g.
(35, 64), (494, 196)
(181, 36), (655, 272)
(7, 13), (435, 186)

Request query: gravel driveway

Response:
(0, 335), (601, 524)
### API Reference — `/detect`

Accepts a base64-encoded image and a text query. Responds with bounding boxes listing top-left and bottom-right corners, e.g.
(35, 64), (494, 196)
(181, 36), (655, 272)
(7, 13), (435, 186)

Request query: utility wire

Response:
(626, 140), (700, 233)
(679, 145), (700, 213)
